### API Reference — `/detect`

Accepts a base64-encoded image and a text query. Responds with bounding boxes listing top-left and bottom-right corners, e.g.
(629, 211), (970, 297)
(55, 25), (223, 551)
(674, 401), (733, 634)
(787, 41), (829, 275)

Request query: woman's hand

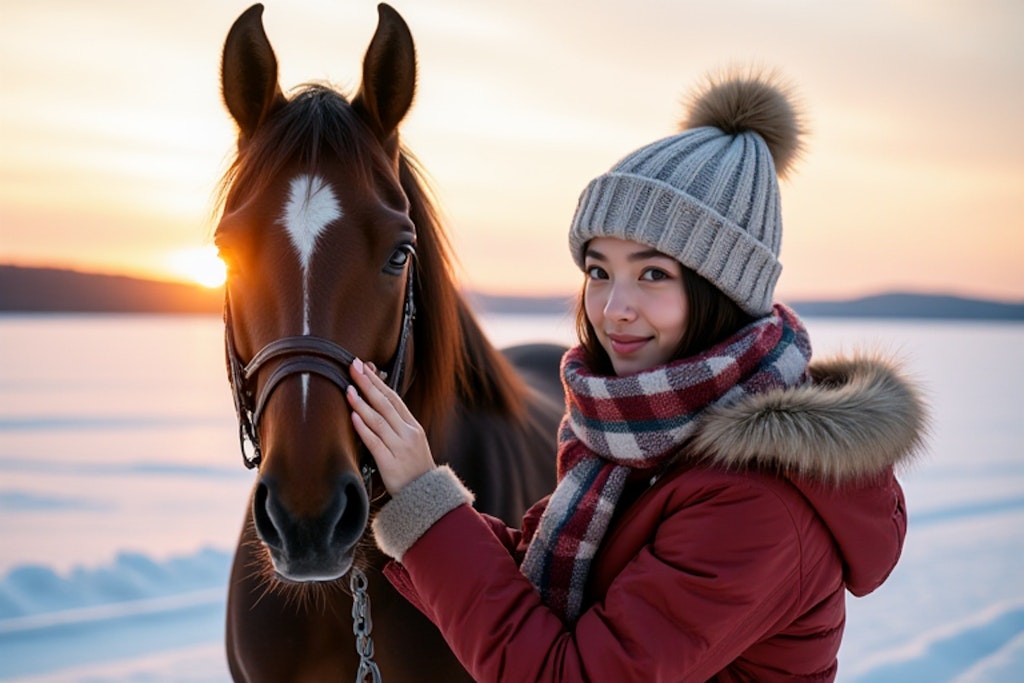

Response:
(346, 357), (434, 496)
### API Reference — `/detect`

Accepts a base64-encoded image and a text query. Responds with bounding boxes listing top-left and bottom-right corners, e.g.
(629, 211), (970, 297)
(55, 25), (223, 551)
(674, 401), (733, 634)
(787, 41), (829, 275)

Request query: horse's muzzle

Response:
(252, 470), (369, 582)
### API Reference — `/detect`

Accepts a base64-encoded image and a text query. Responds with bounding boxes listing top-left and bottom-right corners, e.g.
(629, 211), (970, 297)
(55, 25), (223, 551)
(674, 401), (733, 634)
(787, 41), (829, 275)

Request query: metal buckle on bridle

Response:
(224, 308), (262, 469)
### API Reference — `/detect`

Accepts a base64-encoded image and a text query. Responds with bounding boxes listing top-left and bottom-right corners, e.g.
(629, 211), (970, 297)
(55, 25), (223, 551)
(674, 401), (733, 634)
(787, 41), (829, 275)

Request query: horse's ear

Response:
(221, 4), (286, 141)
(353, 4), (417, 142)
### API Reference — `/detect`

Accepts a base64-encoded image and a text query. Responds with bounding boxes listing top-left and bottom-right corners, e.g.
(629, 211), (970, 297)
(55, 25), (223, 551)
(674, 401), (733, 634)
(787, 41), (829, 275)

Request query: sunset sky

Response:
(1, 0), (1022, 301)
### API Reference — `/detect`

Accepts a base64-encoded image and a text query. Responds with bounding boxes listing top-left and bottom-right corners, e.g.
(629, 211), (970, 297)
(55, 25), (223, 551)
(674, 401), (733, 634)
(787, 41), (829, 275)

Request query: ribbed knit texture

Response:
(570, 125), (784, 317)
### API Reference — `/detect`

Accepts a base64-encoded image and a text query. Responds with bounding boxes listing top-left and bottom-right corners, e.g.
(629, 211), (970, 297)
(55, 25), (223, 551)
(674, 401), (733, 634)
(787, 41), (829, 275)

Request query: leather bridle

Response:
(224, 255), (416, 485)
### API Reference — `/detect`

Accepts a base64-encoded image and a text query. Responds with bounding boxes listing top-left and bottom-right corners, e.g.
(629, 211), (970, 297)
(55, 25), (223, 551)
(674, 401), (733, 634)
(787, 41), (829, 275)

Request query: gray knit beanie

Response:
(569, 69), (804, 317)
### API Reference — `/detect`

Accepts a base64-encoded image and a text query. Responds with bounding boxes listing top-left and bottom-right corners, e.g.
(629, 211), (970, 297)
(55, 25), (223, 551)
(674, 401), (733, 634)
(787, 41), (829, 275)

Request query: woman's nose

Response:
(604, 283), (637, 321)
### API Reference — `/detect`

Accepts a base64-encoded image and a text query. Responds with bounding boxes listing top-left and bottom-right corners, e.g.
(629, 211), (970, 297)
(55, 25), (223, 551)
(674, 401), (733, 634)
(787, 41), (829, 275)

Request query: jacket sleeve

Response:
(370, 466), (526, 561)
(376, 468), (807, 682)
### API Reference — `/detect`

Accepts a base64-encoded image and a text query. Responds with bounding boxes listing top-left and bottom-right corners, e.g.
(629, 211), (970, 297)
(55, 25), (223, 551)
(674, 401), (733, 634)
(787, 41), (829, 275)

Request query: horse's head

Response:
(216, 3), (419, 583)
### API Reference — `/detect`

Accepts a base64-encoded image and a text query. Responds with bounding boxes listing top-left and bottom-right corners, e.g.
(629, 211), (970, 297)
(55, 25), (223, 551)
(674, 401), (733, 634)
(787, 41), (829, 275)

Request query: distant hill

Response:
(0, 265), (222, 314)
(1, 265), (1021, 321)
(787, 292), (1024, 321)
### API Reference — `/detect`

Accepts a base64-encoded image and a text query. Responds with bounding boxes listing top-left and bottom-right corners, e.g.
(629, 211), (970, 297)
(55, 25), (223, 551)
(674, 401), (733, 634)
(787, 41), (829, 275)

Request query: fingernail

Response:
(353, 358), (364, 374)
(367, 361), (377, 374)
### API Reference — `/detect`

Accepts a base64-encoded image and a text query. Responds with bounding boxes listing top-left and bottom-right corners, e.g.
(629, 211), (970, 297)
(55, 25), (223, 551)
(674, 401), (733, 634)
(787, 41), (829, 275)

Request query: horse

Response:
(215, 4), (565, 681)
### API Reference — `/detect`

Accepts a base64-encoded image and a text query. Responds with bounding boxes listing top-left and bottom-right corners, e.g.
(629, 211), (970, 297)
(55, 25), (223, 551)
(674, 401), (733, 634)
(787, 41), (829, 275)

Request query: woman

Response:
(346, 70), (926, 681)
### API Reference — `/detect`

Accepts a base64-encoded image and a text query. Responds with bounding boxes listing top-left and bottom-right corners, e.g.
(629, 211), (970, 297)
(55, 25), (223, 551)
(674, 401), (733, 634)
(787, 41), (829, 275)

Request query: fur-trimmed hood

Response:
(690, 353), (928, 482)
(689, 353), (927, 595)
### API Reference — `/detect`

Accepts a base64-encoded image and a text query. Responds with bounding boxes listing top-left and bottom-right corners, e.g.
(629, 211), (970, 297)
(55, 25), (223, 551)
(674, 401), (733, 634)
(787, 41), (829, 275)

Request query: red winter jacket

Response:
(373, 355), (925, 682)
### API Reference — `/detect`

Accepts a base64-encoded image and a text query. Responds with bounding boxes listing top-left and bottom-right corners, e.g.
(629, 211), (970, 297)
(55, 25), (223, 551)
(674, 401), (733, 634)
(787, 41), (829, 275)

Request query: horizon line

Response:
(3, 261), (1023, 306)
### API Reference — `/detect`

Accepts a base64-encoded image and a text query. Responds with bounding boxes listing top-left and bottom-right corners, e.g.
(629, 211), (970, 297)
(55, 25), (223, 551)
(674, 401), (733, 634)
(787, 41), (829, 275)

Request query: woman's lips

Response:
(607, 334), (650, 355)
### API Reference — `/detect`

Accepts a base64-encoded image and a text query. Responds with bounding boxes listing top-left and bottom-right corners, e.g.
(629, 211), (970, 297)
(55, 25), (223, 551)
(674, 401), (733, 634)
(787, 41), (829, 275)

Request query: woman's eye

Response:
(641, 267), (669, 282)
(586, 265), (608, 280)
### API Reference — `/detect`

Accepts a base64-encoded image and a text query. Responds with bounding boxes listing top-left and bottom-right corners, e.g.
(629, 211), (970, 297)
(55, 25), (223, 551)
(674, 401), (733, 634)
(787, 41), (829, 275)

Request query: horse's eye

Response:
(385, 245), (414, 274)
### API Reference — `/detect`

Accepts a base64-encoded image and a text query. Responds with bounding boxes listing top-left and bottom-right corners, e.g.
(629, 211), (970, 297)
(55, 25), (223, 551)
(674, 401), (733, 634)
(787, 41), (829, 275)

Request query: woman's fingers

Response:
(358, 359), (417, 424)
(348, 360), (399, 433)
(346, 383), (396, 451)
(346, 357), (434, 495)
(349, 403), (389, 460)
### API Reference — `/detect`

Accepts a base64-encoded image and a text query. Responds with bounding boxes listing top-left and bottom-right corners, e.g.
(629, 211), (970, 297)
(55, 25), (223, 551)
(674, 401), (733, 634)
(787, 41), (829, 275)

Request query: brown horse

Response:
(215, 4), (564, 681)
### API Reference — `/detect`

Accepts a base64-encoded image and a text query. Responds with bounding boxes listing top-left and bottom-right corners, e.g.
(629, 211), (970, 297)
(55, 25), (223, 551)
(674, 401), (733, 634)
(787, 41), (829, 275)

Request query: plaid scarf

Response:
(520, 304), (812, 623)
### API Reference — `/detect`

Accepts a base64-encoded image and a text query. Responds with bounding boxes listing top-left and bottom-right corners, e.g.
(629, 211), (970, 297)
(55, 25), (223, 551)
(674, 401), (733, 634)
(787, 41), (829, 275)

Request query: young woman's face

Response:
(583, 237), (688, 375)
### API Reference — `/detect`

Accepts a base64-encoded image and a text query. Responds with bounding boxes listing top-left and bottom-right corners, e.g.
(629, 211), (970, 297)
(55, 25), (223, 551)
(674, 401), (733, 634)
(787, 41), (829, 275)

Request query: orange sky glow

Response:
(1, 0), (1022, 301)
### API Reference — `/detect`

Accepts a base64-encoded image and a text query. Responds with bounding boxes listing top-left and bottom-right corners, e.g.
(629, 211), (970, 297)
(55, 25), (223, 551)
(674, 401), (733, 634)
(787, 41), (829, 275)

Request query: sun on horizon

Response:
(165, 246), (227, 289)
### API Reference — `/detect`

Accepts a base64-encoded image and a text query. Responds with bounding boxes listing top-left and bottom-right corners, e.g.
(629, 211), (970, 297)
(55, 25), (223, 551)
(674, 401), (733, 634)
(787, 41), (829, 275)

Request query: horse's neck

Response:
(431, 313), (562, 524)
(455, 297), (529, 412)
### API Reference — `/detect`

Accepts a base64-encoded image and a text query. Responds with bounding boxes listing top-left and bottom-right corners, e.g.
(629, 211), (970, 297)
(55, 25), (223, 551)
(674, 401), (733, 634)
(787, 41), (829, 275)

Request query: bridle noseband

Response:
(224, 256), (416, 482)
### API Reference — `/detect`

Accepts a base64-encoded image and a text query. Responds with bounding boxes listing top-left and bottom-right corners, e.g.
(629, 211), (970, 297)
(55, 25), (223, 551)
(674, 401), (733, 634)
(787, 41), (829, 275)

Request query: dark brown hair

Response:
(574, 265), (755, 375)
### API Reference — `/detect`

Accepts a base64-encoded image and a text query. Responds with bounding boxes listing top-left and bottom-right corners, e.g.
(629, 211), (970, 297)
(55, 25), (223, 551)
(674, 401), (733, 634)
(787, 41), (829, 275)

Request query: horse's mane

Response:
(216, 84), (531, 440)
(397, 152), (532, 435)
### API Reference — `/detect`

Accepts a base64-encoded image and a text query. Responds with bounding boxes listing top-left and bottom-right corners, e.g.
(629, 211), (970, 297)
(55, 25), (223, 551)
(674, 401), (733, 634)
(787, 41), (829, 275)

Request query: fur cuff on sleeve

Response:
(372, 465), (474, 562)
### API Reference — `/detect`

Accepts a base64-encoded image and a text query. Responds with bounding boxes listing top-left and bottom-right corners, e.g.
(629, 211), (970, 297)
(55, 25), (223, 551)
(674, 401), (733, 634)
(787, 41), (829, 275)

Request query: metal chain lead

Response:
(349, 566), (382, 683)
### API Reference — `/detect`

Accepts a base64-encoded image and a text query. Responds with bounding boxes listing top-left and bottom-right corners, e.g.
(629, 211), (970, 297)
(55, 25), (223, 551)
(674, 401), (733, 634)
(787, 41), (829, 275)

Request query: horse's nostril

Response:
(331, 473), (369, 550)
(252, 480), (283, 551)
(254, 473), (367, 558)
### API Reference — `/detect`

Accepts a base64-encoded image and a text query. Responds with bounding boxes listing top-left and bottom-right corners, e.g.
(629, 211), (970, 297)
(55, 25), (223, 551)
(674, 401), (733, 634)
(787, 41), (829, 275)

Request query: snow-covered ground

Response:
(1, 315), (1021, 681)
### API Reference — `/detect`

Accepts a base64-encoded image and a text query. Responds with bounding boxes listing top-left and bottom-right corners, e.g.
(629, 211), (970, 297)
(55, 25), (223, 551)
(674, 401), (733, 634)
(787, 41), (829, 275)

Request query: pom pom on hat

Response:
(569, 68), (806, 317)
(684, 67), (805, 178)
